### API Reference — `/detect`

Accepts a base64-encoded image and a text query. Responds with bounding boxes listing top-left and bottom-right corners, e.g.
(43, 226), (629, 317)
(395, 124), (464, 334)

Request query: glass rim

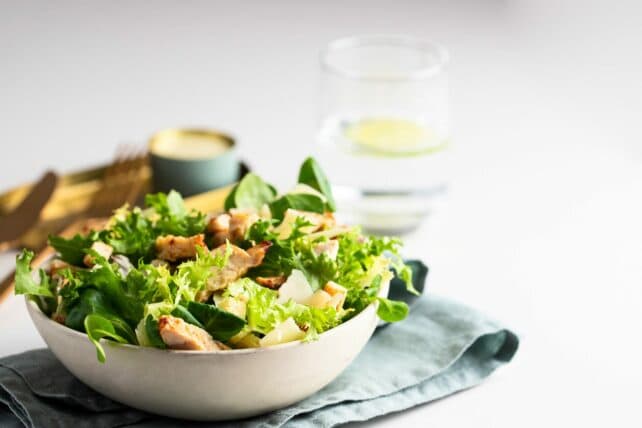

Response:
(320, 35), (449, 81)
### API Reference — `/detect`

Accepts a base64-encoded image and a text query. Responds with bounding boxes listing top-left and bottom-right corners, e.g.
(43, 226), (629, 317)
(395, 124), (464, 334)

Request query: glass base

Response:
(334, 184), (448, 235)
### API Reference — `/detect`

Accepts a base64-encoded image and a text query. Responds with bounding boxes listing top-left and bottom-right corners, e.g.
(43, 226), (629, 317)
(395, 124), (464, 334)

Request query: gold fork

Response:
(0, 146), (148, 303)
(85, 145), (148, 219)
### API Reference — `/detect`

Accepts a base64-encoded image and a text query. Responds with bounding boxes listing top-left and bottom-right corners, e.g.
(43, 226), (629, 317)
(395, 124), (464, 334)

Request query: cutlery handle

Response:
(0, 269), (15, 304)
(0, 240), (18, 253)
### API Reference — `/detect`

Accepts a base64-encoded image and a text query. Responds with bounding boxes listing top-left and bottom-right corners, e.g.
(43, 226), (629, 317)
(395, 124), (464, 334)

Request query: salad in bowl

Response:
(16, 158), (416, 364)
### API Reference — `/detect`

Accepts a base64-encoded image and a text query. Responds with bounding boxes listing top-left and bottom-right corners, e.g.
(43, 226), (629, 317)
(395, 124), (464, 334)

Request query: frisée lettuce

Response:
(15, 157), (416, 362)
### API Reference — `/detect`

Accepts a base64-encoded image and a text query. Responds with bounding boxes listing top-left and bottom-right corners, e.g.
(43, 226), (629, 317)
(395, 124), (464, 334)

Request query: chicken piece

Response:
(320, 212), (336, 230)
(208, 213), (231, 233)
(245, 241), (271, 263)
(312, 239), (339, 260)
(112, 254), (134, 277)
(196, 241), (271, 301)
(255, 275), (287, 289)
(158, 315), (229, 351)
(323, 281), (348, 311)
(207, 213), (231, 247)
(83, 241), (114, 267)
(207, 210), (259, 246)
(49, 259), (71, 276)
(155, 234), (206, 262)
(229, 209), (259, 242)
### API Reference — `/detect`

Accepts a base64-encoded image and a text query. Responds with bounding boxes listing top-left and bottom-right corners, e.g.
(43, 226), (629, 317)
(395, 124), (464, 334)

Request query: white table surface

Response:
(1, 1), (641, 426)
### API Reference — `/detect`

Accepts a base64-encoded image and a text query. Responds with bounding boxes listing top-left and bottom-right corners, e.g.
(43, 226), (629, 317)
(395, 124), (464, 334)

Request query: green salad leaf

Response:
(85, 314), (133, 363)
(240, 278), (342, 339)
(103, 207), (156, 261)
(48, 233), (97, 266)
(187, 301), (247, 341)
(269, 193), (326, 220)
(14, 250), (53, 297)
(376, 297), (409, 322)
(224, 173), (276, 211)
(144, 315), (167, 349)
(170, 304), (204, 329)
(297, 157), (336, 211)
(145, 190), (206, 236)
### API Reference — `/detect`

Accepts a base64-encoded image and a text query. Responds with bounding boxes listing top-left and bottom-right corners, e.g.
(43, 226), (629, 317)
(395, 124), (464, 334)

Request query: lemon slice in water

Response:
(345, 118), (445, 155)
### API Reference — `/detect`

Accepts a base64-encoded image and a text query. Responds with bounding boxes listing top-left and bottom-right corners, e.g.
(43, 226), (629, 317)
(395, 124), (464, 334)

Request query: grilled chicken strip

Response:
(207, 210), (259, 246)
(229, 210), (259, 242)
(196, 242), (271, 301)
(83, 241), (114, 267)
(255, 275), (287, 289)
(207, 213), (231, 247)
(155, 234), (206, 262)
(158, 315), (229, 351)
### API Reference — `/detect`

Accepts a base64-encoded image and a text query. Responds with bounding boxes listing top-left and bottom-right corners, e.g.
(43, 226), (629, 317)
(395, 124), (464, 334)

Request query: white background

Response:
(1, 1), (641, 426)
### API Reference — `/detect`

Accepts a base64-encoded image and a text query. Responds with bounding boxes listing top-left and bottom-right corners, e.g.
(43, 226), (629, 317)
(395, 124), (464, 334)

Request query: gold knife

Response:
(0, 171), (58, 252)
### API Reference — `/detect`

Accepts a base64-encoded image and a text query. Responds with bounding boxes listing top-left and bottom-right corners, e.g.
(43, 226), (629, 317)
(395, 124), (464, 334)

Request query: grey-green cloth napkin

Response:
(0, 293), (518, 428)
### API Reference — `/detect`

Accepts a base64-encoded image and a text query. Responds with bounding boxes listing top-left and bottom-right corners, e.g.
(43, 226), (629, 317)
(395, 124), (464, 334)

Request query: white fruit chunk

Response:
(259, 317), (305, 347)
(277, 269), (313, 304)
(273, 209), (325, 239)
(312, 240), (339, 260)
(305, 289), (332, 308)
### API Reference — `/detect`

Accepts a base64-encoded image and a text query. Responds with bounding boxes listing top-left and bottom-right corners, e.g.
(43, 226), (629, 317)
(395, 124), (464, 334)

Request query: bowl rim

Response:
(148, 128), (237, 163)
(26, 276), (385, 356)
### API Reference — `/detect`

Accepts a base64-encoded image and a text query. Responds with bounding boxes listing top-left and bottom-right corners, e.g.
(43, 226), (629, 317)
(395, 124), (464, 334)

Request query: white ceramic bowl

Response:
(25, 280), (388, 421)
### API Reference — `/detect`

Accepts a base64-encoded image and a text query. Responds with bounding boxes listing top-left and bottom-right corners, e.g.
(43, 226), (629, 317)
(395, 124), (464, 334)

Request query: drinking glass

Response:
(316, 35), (450, 234)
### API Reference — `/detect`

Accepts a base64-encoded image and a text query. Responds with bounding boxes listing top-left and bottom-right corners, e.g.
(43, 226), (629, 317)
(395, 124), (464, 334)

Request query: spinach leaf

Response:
(14, 250), (53, 297)
(171, 304), (204, 329)
(66, 288), (137, 362)
(84, 314), (132, 363)
(376, 297), (409, 322)
(187, 301), (246, 341)
(65, 288), (116, 331)
(48, 233), (97, 266)
(84, 254), (144, 325)
(269, 193), (326, 220)
(297, 157), (336, 211)
(144, 315), (166, 349)
(225, 173), (276, 211)
(223, 183), (239, 211)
